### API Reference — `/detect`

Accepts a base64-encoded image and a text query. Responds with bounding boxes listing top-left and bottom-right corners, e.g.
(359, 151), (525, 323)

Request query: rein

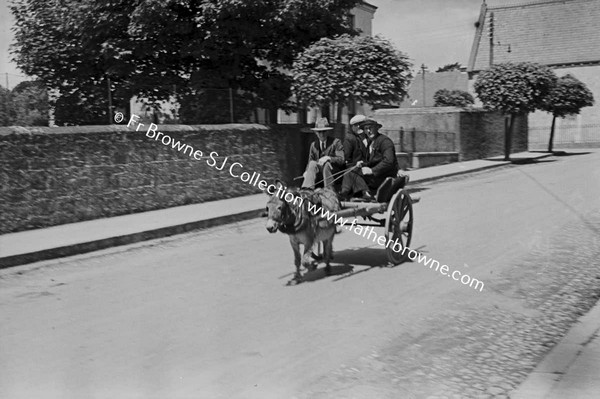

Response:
(312, 165), (358, 188)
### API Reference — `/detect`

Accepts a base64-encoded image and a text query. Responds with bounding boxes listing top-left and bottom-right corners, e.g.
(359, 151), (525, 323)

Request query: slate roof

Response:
(468, 0), (600, 72)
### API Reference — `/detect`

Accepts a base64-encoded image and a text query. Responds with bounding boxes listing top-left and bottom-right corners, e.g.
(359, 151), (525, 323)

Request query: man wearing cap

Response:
(340, 117), (398, 200)
(344, 114), (369, 169)
(302, 117), (345, 190)
(339, 114), (369, 199)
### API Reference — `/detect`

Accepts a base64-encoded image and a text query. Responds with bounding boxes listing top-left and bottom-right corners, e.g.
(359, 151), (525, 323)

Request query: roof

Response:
(468, 0), (600, 72)
(359, 1), (377, 11)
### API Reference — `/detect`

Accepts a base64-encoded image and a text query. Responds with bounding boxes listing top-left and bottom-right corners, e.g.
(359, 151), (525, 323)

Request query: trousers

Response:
(302, 161), (334, 189)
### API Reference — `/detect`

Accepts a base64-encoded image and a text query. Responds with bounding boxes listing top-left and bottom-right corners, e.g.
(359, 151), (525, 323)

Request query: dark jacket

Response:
(366, 133), (398, 179)
(308, 136), (345, 166)
(343, 133), (368, 168)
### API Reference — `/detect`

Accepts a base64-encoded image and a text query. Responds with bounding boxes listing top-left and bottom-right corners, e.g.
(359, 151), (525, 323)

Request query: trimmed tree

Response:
(433, 89), (474, 107)
(291, 34), (413, 123)
(474, 62), (557, 161)
(540, 74), (594, 152)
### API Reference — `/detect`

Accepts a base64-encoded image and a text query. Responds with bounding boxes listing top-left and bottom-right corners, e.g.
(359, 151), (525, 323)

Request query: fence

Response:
(529, 124), (600, 149)
(382, 128), (456, 154)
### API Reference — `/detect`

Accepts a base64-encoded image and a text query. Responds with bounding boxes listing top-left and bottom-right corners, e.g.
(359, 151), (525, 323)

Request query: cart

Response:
(313, 176), (416, 265)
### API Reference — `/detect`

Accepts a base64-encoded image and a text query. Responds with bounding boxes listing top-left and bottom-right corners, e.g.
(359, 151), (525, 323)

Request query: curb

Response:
(408, 153), (552, 185)
(0, 209), (263, 269)
(408, 161), (510, 185)
(511, 300), (600, 398)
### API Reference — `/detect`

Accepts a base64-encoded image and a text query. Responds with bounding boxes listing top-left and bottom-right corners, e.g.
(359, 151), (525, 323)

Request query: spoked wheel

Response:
(384, 189), (413, 265)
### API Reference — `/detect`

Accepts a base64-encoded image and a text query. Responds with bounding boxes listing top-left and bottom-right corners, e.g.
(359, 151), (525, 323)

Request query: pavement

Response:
(2, 149), (599, 398)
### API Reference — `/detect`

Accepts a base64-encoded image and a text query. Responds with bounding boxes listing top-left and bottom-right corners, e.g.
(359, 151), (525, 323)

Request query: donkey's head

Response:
(265, 180), (292, 233)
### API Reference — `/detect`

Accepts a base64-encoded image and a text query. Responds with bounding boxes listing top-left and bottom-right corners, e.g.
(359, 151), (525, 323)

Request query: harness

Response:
(277, 188), (339, 234)
(275, 189), (313, 234)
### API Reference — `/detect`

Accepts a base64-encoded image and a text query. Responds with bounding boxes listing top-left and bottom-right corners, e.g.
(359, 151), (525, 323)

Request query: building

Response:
(467, 0), (600, 149)
(398, 69), (469, 108)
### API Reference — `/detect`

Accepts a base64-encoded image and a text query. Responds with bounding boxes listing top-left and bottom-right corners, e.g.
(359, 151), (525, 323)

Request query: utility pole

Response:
(421, 64), (427, 107)
(489, 12), (494, 67)
(5, 73), (8, 90)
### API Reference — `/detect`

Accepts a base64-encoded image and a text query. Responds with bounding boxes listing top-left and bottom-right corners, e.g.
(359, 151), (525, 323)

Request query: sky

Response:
(0, 0), (511, 89)
(371, 0), (487, 72)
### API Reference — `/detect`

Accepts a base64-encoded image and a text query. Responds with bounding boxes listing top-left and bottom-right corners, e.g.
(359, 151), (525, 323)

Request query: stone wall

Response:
(374, 107), (528, 161)
(0, 124), (311, 234)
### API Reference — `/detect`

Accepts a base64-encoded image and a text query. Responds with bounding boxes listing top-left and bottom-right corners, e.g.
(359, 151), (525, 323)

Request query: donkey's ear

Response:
(274, 179), (286, 190)
(265, 179), (283, 197)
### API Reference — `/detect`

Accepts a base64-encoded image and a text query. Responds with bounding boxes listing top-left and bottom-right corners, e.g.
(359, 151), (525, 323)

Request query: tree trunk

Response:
(298, 106), (307, 124)
(320, 104), (330, 121)
(548, 115), (556, 153)
(268, 107), (278, 124)
(336, 101), (343, 124)
(504, 114), (514, 161)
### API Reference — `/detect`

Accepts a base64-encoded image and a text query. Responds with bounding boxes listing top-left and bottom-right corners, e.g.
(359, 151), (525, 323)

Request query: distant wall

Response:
(0, 124), (311, 234)
(399, 71), (470, 108)
(374, 107), (528, 161)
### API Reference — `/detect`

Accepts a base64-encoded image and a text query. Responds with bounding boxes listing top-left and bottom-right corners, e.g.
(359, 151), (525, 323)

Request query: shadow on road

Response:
(301, 264), (354, 283)
(551, 151), (593, 156)
(334, 247), (389, 267)
(529, 150), (593, 156)
(511, 159), (557, 164)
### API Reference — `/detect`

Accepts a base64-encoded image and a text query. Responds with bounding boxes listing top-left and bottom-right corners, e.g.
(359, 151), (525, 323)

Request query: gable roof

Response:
(468, 0), (600, 73)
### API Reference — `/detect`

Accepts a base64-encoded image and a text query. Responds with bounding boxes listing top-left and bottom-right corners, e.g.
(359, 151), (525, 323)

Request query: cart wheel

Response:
(384, 189), (413, 265)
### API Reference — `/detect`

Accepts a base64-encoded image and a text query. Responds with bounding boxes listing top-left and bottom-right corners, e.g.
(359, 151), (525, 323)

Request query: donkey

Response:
(265, 181), (340, 285)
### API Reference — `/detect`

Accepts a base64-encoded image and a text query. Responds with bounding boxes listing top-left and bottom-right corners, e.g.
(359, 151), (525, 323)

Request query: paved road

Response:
(1, 151), (599, 399)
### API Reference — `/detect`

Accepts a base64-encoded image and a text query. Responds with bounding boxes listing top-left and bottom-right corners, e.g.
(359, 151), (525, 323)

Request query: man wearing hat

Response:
(342, 114), (369, 182)
(340, 117), (398, 200)
(302, 117), (345, 190)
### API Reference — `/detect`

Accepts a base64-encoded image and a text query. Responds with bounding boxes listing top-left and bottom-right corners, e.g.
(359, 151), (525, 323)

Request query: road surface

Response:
(1, 150), (599, 398)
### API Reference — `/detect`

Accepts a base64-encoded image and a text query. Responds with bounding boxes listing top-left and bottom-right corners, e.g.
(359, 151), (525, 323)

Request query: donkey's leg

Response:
(301, 238), (316, 272)
(324, 230), (334, 275)
(289, 237), (302, 283)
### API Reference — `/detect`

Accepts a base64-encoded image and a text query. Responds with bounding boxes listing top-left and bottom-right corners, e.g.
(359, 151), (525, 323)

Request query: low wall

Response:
(374, 107), (528, 161)
(0, 124), (312, 234)
(412, 152), (459, 169)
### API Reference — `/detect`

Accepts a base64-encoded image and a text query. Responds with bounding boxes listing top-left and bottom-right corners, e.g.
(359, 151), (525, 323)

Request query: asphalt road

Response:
(1, 150), (599, 399)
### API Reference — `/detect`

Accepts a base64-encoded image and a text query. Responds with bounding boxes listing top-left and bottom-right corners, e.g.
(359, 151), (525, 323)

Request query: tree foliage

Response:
(433, 89), (474, 107)
(539, 74), (594, 152)
(473, 62), (557, 160)
(0, 87), (12, 126)
(473, 62), (557, 115)
(436, 62), (463, 73)
(10, 81), (49, 126)
(11, 0), (359, 124)
(540, 74), (594, 118)
(291, 34), (412, 115)
(0, 81), (49, 126)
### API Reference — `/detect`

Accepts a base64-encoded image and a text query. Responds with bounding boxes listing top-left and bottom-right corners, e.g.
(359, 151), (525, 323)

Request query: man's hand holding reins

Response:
(318, 156), (331, 166)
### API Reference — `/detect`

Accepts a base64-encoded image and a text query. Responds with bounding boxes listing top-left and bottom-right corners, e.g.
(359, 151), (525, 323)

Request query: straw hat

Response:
(310, 117), (334, 131)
